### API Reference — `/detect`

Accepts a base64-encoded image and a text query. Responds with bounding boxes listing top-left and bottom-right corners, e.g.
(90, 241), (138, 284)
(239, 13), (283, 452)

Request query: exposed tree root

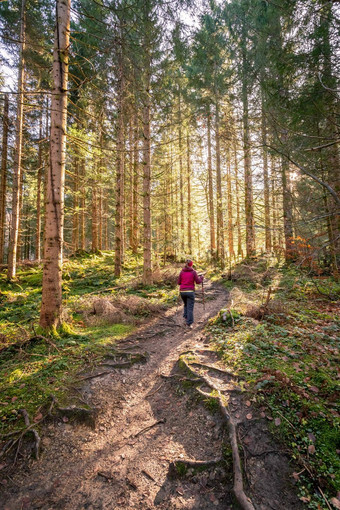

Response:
(160, 373), (201, 383)
(0, 408), (42, 462)
(78, 371), (111, 381)
(169, 457), (224, 478)
(179, 354), (255, 510)
(102, 351), (148, 369)
(191, 361), (243, 380)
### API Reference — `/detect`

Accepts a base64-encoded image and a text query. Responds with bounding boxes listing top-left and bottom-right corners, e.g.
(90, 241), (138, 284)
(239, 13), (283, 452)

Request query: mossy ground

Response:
(0, 251), (177, 435)
(208, 258), (340, 509)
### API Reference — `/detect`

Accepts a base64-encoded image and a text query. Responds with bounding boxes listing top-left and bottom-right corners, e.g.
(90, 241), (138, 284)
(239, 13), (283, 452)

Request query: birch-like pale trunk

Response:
(7, 0), (26, 279)
(0, 94), (9, 263)
(40, 0), (70, 329)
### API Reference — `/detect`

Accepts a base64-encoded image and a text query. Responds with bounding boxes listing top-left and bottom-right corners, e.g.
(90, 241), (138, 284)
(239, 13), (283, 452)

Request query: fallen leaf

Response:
(246, 413), (252, 420)
(307, 433), (316, 443)
(11, 396), (18, 403)
(308, 445), (315, 454)
(34, 412), (43, 422)
(309, 386), (319, 393)
(245, 400), (251, 407)
(274, 418), (281, 426)
(292, 472), (300, 480)
(62, 416), (69, 423)
(260, 412), (266, 418)
(300, 496), (311, 503)
(266, 415), (273, 421)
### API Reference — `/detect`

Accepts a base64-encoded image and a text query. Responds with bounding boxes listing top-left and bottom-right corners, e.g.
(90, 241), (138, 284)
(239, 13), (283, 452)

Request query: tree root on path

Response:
(190, 361), (244, 380)
(101, 351), (148, 369)
(179, 354), (255, 510)
(169, 458), (224, 478)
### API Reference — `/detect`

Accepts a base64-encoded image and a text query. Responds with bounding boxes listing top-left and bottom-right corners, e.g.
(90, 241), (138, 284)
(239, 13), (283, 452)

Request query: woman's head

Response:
(186, 259), (193, 267)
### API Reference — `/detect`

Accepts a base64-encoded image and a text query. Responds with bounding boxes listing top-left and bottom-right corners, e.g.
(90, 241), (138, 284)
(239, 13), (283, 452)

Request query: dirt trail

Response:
(1, 282), (302, 510)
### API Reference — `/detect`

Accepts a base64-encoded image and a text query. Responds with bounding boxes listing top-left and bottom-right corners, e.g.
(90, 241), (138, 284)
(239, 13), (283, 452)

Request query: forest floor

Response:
(0, 255), (339, 509)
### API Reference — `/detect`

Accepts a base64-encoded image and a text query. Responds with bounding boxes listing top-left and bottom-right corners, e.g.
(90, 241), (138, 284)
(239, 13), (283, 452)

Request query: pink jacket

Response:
(178, 267), (203, 291)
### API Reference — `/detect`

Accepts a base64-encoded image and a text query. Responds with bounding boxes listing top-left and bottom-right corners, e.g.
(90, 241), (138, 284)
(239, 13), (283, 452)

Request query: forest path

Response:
(2, 281), (302, 510)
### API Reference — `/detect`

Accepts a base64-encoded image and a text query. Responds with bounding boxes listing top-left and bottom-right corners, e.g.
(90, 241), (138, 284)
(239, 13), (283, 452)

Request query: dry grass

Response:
(228, 286), (287, 321)
(73, 293), (166, 326)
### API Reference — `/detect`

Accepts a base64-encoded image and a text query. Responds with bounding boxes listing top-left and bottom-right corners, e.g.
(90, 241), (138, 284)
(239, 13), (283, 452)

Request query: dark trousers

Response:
(180, 291), (195, 325)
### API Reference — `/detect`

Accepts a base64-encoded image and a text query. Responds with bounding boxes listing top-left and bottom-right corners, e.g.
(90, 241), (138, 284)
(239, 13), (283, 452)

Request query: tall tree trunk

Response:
(261, 101), (271, 252)
(142, 60), (152, 285)
(114, 53), (125, 276)
(271, 155), (278, 251)
(178, 92), (184, 253)
(281, 150), (294, 259)
(0, 94), (9, 263)
(207, 109), (216, 258)
(72, 155), (79, 253)
(227, 158), (234, 261)
(215, 100), (225, 266)
(35, 112), (43, 260)
(80, 158), (86, 250)
(187, 132), (192, 254)
(241, 20), (256, 258)
(131, 110), (139, 254)
(40, 0), (70, 329)
(91, 183), (98, 252)
(233, 145), (242, 259)
(7, 0), (26, 279)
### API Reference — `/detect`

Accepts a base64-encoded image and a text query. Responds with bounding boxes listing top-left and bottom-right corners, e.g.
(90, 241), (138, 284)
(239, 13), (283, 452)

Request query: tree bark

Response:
(281, 146), (294, 259)
(131, 110), (139, 254)
(35, 111), (43, 260)
(178, 92), (184, 253)
(142, 5), (152, 285)
(7, 0), (26, 279)
(233, 145), (243, 259)
(207, 108), (216, 258)
(0, 94), (9, 263)
(227, 158), (234, 261)
(72, 155), (79, 253)
(261, 101), (271, 252)
(114, 51), (125, 276)
(241, 19), (256, 258)
(187, 132), (192, 254)
(40, 0), (70, 329)
(215, 100), (225, 266)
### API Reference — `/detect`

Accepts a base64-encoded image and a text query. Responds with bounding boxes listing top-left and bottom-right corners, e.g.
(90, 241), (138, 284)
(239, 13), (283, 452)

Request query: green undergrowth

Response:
(0, 250), (179, 435)
(208, 258), (339, 509)
(0, 322), (134, 435)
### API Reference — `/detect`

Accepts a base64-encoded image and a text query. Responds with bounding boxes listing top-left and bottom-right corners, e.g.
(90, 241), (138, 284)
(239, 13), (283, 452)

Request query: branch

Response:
(265, 144), (340, 206)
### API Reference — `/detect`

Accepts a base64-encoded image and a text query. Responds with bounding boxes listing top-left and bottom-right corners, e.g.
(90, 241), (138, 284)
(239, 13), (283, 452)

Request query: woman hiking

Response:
(177, 259), (204, 328)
